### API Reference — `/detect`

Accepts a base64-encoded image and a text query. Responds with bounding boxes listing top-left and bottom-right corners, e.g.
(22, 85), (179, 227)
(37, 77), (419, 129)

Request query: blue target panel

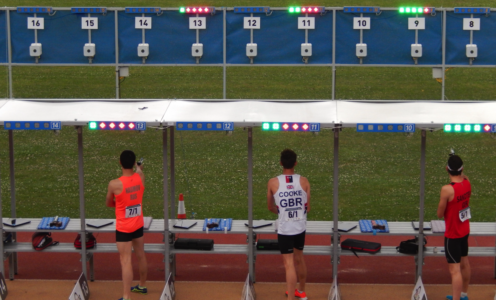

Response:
(454, 7), (490, 14)
(176, 122), (234, 131)
(4, 121), (61, 130)
(71, 7), (107, 14)
(357, 124), (415, 133)
(88, 121), (146, 131)
(234, 7), (271, 14)
(262, 122), (320, 132)
(125, 7), (162, 14)
(17, 7), (53, 13)
(343, 7), (381, 14)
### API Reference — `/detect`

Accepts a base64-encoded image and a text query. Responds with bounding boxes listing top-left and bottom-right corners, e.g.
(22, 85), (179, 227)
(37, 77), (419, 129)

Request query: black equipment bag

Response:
(174, 238), (214, 250)
(341, 239), (381, 256)
(256, 239), (279, 250)
(396, 237), (427, 254)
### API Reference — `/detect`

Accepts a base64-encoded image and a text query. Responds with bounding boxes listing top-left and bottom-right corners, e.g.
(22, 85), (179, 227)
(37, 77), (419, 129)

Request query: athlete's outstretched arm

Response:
(135, 163), (145, 186)
(267, 178), (278, 214)
(437, 185), (451, 218)
(106, 181), (116, 207)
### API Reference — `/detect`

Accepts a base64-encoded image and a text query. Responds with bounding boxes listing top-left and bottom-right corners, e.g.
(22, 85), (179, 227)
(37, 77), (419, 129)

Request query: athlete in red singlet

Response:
(106, 150), (147, 300)
(437, 154), (471, 300)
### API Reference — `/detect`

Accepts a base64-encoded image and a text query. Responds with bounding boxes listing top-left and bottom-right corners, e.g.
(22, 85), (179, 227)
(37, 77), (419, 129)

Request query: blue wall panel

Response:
(446, 12), (496, 65)
(336, 10), (442, 65)
(11, 10), (115, 64)
(118, 11), (223, 64)
(226, 10), (333, 64)
(0, 11), (7, 63)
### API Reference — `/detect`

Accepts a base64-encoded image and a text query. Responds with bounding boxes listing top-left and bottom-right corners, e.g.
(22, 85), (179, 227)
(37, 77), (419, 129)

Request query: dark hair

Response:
(447, 155), (463, 176)
(280, 149), (297, 169)
(120, 150), (136, 169)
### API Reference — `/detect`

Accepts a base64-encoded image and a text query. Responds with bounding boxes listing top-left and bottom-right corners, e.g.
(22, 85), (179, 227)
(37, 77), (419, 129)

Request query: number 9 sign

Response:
(408, 18), (425, 30)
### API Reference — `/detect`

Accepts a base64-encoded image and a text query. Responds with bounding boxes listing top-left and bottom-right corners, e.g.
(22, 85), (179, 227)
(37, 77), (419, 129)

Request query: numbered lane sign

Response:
(223, 122), (234, 130)
(82, 17), (98, 29)
(298, 17), (315, 29)
(135, 17), (152, 29)
(27, 17), (44, 29)
(408, 18), (425, 30)
(136, 122), (146, 130)
(189, 17), (206, 29)
(463, 18), (480, 30)
(353, 17), (370, 30)
(244, 17), (260, 29)
(50, 121), (61, 130)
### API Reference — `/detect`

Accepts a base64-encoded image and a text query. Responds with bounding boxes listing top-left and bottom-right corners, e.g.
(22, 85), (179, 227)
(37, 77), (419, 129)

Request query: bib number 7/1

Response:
(459, 207), (471, 222)
(126, 204), (142, 218)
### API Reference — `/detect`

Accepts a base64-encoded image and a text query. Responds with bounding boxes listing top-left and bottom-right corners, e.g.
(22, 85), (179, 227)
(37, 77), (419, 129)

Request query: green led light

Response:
(262, 123), (270, 130)
(406, 7), (411, 13)
(412, 7), (417, 13)
(474, 124), (481, 132)
(464, 124), (471, 132)
(454, 124), (461, 132)
(444, 124), (452, 132)
(418, 7), (423, 13)
(89, 121), (97, 130)
(272, 123), (280, 130)
(179, 7), (185, 13)
(399, 7), (405, 13)
(295, 7), (301, 13)
(289, 7), (295, 13)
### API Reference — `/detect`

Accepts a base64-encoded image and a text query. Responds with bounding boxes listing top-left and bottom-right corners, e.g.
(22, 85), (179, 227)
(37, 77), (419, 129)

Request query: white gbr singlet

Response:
(274, 174), (307, 235)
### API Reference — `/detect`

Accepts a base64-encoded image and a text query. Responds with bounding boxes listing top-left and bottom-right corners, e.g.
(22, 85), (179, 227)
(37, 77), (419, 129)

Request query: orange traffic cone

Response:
(177, 193), (186, 219)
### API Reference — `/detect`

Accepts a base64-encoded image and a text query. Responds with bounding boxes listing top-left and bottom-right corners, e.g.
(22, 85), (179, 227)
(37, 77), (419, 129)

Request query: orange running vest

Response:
(115, 173), (144, 233)
(444, 179), (471, 239)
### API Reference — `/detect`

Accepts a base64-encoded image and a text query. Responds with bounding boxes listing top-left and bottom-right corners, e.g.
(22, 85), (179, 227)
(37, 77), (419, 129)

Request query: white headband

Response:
(447, 164), (463, 172)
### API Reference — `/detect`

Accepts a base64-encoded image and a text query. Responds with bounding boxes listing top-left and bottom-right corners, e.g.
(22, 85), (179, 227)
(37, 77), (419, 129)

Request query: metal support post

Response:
(441, 9), (446, 100)
(162, 129), (171, 279)
(77, 127), (87, 277)
(114, 10), (120, 99)
(8, 130), (17, 275)
(247, 128), (255, 282)
(416, 130), (426, 280)
(0, 148), (4, 276)
(170, 126), (175, 219)
(331, 9), (336, 100)
(332, 127), (340, 276)
(7, 9), (13, 99)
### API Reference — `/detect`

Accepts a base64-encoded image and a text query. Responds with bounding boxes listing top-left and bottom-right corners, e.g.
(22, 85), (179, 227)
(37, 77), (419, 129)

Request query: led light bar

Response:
(180, 7), (216, 14)
(71, 7), (107, 14)
(125, 7), (161, 14)
(17, 7), (53, 13)
(443, 124), (495, 133)
(234, 7), (270, 14)
(454, 7), (490, 14)
(343, 7), (381, 14)
(88, 121), (146, 131)
(176, 122), (234, 131)
(399, 7), (435, 14)
(357, 124), (415, 133)
(4, 121), (61, 130)
(288, 6), (325, 14)
(261, 122), (320, 132)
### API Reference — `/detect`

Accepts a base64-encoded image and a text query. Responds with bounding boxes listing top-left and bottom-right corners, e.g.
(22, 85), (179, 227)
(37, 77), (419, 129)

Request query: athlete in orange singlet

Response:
(106, 150), (147, 300)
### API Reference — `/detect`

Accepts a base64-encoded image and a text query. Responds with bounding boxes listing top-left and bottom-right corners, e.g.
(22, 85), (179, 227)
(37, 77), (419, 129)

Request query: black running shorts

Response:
(116, 226), (144, 242)
(444, 234), (469, 264)
(278, 231), (306, 254)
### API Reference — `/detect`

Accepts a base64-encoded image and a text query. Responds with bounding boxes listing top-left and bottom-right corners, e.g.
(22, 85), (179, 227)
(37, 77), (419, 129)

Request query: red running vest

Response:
(444, 179), (471, 239)
(115, 173), (144, 233)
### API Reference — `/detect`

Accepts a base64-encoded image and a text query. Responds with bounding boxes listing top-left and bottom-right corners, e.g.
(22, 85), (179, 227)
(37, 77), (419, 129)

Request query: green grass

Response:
(0, 0), (495, 223)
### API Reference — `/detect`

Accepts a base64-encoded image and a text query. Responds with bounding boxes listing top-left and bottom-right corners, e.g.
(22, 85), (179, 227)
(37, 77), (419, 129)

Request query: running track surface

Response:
(6, 232), (496, 285)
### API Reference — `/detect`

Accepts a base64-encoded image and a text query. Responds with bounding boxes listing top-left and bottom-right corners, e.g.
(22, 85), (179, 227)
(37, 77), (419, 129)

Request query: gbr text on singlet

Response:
(126, 185), (141, 200)
(278, 190), (303, 207)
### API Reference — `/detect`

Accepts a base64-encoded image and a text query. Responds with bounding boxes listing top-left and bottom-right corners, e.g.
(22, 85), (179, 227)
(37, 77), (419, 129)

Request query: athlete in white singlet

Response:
(267, 149), (310, 300)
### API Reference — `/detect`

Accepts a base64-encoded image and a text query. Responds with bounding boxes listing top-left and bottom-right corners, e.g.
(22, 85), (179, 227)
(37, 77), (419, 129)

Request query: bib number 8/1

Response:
(126, 204), (142, 218)
(459, 207), (471, 222)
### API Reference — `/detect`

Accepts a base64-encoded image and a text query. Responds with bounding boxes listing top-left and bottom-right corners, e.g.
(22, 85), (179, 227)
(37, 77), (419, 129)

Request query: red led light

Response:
(129, 123), (135, 129)
(99, 122), (106, 129)
(314, 7), (319, 12)
(302, 124), (309, 131)
(186, 7), (191, 12)
(282, 123), (289, 130)
(302, 7), (307, 12)
(292, 124), (299, 130)
(192, 8), (197, 12)
(119, 123), (125, 129)
(199, 7), (203, 12)
(424, 8), (429, 13)
(484, 125), (491, 132)
(109, 123), (116, 129)
(205, 7), (209, 12)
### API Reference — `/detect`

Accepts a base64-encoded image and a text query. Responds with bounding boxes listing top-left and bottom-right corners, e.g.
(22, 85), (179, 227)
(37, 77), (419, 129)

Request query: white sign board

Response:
(354, 17), (370, 30)
(411, 276), (427, 300)
(298, 17), (315, 29)
(82, 17), (98, 29)
(160, 273), (175, 300)
(28, 17), (44, 29)
(68, 273), (90, 300)
(408, 18), (425, 30)
(463, 18), (480, 30)
(244, 17), (260, 29)
(189, 17), (206, 29)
